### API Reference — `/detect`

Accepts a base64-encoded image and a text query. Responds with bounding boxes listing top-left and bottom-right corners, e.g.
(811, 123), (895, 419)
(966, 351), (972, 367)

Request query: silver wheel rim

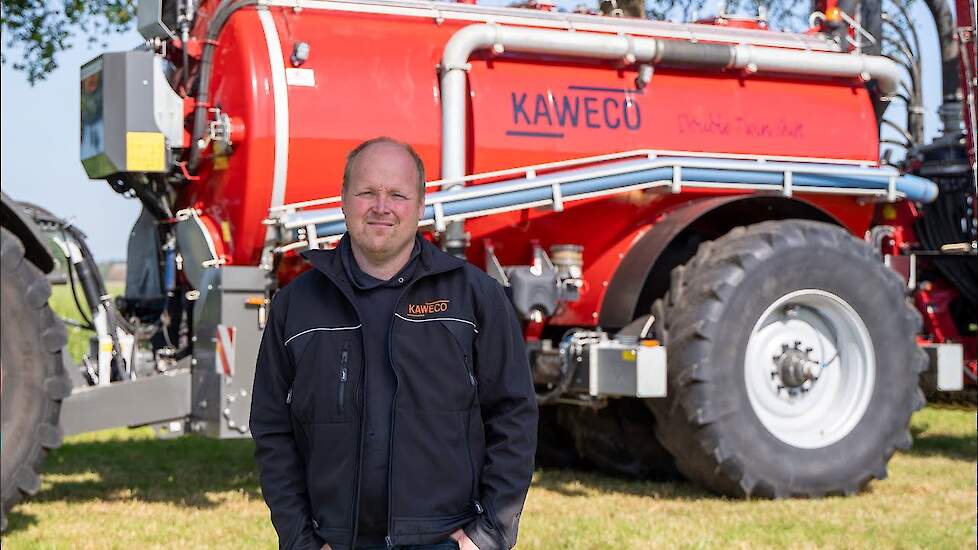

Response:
(744, 289), (875, 449)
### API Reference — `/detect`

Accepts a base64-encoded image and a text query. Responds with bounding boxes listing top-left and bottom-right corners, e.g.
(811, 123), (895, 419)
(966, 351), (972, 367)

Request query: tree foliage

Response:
(594, 0), (811, 29)
(1, 1), (136, 84)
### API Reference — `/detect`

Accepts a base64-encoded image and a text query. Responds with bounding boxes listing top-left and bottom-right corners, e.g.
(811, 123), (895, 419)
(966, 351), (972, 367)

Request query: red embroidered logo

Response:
(407, 299), (449, 317)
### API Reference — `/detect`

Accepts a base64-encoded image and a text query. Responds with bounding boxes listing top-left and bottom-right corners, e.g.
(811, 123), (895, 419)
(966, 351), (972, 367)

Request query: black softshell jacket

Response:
(250, 236), (538, 550)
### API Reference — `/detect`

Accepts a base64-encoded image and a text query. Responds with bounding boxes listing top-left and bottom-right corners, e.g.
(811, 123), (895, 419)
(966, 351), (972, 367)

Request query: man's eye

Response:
(393, 194), (407, 200)
(358, 191), (373, 197)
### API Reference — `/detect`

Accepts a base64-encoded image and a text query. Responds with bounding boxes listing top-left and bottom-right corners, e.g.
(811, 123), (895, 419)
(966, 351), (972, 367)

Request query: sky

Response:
(0, 0), (946, 262)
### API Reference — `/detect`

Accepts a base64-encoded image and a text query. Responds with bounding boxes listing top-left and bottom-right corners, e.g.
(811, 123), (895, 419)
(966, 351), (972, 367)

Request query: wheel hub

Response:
(772, 342), (821, 391)
(745, 289), (875, 449)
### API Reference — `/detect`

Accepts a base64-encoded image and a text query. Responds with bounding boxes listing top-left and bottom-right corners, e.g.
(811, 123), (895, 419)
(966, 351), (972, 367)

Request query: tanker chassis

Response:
(2, 0), (976, 531)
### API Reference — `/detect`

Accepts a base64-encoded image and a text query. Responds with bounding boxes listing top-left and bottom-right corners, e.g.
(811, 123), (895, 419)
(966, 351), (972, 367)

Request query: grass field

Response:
(48, 281), (124, 364)
(3, 288), (974, 548)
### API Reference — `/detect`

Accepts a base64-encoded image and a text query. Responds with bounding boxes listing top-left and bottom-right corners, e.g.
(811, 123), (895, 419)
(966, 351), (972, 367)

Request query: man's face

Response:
(341, 142), (426, 261)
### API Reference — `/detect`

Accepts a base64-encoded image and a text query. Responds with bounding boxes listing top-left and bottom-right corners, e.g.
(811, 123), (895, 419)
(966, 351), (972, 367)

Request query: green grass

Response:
(48, 282), (124, 364)
(10, 288), (972, 548)
(2, 407), (974, 549)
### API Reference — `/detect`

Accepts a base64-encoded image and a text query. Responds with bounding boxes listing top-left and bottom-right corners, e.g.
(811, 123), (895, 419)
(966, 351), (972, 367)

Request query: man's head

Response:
(341, 137), (427, 264)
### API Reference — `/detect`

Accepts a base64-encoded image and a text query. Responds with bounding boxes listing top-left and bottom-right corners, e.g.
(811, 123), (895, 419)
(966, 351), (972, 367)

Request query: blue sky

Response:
(0, 0), (945, 261)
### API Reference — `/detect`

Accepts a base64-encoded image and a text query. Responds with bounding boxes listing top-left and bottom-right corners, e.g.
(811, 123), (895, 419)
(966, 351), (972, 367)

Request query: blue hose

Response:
(305, 157), (938, 239)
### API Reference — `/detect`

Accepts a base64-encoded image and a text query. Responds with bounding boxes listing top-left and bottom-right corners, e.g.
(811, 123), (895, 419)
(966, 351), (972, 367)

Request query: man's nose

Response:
(370, 194), (391, 214)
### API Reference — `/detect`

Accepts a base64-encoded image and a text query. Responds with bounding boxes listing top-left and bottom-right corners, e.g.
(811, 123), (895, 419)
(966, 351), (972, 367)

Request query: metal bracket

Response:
(305, 223), (320, 250)
(484, 242), (510, 287)
(433, 202), (447, 232)
(551, 182), (564, 212)
(671, 165), (682, 194)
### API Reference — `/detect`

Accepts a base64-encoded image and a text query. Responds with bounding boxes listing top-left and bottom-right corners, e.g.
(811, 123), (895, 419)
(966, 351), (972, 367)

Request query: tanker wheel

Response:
(557, 398), (678, 479)
(1, 227), (70, 530)
(534, 404), (581, 469)
(646, 220), (927, 498)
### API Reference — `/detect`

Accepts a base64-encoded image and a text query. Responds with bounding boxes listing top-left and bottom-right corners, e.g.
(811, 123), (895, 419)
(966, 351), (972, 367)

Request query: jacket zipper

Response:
(338, 343), (350, 414)
(313, 253), (460, 549)
(385, 282), (414, 550)
(314, 274), (368, 549)
(463, 352), (479, 505)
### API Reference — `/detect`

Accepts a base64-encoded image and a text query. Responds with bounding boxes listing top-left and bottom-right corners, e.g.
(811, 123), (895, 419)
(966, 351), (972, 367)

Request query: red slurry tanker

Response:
(2, 0), (975, 529)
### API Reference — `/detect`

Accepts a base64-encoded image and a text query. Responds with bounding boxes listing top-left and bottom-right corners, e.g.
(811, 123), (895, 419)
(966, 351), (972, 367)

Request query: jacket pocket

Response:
(304, 422), (359, 531)
(291, 332), (359, 424)
(392, 317), (475, 411)
(392, 408), (474, 518)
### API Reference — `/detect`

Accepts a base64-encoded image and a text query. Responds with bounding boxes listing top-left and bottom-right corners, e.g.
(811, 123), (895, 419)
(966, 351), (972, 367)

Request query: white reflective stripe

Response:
(284, 325), (362, 346)
(257, 9), (289, 209)
(394, 313), (479, 333)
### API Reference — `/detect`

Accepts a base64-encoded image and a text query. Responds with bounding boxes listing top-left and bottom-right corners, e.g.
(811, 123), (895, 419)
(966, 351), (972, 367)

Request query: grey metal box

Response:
(586, 342), (667, 398)
(921, 343), (964, 392)
(80, 50), (182, 179)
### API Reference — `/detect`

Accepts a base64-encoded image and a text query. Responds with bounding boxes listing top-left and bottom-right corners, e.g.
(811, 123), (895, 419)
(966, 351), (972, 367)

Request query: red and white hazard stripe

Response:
(216, 324), (236, 377)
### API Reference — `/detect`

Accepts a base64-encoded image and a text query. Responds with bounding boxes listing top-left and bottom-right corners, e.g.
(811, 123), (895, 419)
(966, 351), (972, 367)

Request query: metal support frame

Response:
(60, 370), (192, 437)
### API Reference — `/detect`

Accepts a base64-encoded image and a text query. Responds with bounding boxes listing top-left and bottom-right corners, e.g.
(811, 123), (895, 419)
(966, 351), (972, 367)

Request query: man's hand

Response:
(450, 528), (480, 550)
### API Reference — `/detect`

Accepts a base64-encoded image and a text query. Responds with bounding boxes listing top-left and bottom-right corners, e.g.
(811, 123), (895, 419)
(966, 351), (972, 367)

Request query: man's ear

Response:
(417, 198), (426, 220)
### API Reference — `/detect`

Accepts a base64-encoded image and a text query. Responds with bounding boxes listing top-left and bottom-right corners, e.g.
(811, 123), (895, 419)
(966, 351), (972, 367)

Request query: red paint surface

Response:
(178, 3), (882, 326)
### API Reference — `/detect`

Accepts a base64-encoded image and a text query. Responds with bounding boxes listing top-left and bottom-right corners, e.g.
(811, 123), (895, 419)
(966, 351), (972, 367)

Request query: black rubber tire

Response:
(557, 399), (679, 479)
(1, 226), (71, 531)
(534, 404), (582, 469)
(646, 220), (928, 498)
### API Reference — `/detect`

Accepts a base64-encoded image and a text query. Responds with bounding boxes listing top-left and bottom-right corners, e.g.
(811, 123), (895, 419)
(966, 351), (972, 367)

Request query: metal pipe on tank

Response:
(439, 24), (657, 254)
(439, 23), (903, 254)
(729, 43), (901, 92)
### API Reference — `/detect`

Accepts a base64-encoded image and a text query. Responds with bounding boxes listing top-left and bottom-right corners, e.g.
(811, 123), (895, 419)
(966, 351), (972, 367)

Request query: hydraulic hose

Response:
(63, 224), (130, 381)
(188, 0), (258, 172)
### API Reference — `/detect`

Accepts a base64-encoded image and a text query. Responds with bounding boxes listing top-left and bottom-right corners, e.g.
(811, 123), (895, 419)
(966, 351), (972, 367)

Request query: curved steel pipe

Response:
(439, 23), (904, 252)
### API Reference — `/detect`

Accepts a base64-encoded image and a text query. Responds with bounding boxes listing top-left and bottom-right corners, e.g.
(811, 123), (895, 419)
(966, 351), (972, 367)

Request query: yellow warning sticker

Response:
(126, 132), (166, 172)
(213, 155), (229, 171)
(621, 349), (637, 362)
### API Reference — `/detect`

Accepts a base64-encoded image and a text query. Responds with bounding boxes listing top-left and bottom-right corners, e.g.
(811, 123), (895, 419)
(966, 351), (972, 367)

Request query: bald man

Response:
(251, 137), (538, 550)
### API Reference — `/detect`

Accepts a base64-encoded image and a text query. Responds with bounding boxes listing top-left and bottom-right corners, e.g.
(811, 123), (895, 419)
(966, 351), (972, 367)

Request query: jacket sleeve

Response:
(250, 292), (322, 550)
(464, 281), (538, 550)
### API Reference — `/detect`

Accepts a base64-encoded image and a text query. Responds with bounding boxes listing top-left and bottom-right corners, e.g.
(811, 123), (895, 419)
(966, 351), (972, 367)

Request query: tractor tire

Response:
(557, 399), (679, 479)
(647, 220), (927, 498)
(534, 404), (581, 469)
(1, 227), (71, 531)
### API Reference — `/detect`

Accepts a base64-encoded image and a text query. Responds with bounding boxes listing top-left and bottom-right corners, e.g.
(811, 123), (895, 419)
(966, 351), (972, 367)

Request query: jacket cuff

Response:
(463, 515), (503, 550)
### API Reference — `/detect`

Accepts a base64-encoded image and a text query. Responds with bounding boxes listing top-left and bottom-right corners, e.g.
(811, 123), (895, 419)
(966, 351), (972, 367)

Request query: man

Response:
(250, 137), (538, 550)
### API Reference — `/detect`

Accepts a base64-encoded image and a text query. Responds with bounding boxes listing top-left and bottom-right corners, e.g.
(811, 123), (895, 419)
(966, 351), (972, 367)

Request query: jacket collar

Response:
(299, 233), (465, 287)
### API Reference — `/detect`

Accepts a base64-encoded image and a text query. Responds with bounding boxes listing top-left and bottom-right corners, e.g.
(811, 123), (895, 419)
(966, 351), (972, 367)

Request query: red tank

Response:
(178, 0), (881, 321)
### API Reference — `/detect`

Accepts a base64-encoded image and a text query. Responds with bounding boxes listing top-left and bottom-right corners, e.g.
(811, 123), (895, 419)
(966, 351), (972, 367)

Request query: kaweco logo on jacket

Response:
(407, 299), (449, 317)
